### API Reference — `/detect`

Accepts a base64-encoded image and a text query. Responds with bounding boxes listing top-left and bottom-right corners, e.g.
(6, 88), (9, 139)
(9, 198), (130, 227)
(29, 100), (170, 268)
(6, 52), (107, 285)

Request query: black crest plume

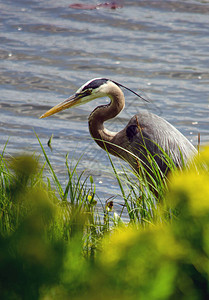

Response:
(111, 79), (149, 103)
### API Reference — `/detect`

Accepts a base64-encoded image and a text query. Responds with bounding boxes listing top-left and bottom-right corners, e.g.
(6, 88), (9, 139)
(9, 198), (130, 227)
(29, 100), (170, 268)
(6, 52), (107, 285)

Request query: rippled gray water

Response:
(1, 0), (209, 201)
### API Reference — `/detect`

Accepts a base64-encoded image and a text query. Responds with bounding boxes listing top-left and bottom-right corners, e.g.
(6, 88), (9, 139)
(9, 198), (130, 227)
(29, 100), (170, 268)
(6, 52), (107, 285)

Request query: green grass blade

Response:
(35, 131), (64, 199)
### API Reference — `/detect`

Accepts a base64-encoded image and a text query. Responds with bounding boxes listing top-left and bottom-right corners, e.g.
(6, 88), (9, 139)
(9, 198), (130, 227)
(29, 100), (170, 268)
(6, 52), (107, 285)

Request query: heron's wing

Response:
(125, 112), (197, 169)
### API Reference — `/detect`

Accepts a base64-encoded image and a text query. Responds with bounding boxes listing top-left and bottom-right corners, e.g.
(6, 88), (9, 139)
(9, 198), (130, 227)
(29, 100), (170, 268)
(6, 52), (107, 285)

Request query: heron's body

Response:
(40, 78), (197, 175)
(114, 112), (196, 173)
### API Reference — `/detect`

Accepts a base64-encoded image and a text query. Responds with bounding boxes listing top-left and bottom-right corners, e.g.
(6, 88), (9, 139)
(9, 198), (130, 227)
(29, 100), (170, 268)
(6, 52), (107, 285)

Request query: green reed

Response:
(1, 136), (205, 300)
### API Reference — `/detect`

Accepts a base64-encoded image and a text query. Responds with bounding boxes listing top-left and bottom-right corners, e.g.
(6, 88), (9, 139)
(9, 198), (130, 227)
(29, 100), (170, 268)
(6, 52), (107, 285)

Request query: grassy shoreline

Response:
(1, 140), (209, 299)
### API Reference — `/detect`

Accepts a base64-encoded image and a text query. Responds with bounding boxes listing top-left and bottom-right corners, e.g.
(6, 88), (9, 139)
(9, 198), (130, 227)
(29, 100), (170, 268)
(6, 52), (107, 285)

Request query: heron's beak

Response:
(40, 94), (82, 119)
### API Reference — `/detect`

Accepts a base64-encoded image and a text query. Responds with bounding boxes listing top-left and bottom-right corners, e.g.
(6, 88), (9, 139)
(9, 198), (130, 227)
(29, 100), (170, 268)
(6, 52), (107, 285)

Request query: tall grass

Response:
(1, 137), (208, 299)
(103, 138), (181, 225)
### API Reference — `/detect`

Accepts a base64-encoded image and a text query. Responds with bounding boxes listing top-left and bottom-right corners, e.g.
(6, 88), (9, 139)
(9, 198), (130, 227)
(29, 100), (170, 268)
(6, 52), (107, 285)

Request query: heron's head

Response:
(40, 77), (148, 119)
(40, 78), (111, 119)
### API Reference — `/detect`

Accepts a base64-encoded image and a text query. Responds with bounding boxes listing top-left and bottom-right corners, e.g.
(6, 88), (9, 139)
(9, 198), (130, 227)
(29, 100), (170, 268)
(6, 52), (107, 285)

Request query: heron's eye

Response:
(83, 89), (92, 96)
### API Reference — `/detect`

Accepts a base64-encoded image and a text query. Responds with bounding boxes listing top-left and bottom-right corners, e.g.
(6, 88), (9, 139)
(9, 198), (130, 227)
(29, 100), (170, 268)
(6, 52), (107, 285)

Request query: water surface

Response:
(1, 0), (209, 203)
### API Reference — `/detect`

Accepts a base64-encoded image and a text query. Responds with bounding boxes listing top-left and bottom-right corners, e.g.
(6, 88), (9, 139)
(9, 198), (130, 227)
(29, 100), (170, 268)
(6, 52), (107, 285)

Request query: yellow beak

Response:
(40, 94), (82, 119)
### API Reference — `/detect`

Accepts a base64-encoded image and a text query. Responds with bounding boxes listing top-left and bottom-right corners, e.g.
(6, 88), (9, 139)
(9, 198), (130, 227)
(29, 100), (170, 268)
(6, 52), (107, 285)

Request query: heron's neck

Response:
(88, 86), (125, 155)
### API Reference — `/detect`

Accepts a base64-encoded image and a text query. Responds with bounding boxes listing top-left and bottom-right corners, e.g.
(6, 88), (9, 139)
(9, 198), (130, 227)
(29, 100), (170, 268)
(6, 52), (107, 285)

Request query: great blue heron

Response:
(40, 78), (197, 175)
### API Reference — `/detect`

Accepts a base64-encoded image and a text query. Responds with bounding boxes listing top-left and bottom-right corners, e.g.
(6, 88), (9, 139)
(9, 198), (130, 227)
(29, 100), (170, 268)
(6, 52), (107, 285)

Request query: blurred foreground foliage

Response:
(1, 147), (209, 299)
